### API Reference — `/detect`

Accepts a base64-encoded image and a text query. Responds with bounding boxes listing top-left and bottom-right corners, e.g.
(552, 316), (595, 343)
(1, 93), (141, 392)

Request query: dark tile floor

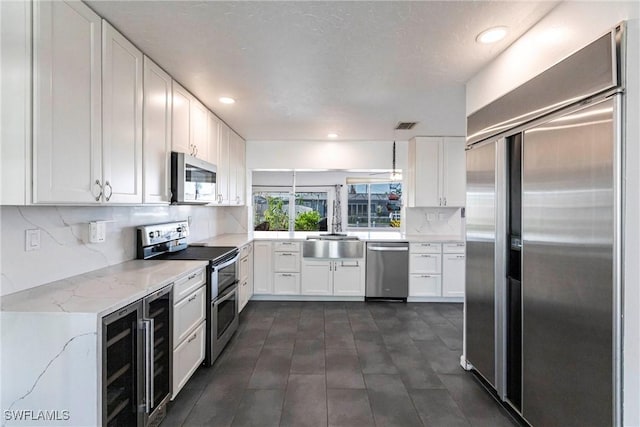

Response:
(162, 301), (519, 427)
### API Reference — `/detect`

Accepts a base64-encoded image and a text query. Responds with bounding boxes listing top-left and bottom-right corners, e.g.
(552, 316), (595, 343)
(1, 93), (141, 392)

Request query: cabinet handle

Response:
(420, 254), (433, 258)
(281, 253), (293, 256)
(439, 197), (442, 206)
(104, 181), (113, 202)
(93, 179), (103, 201)
(195, 146), (199, 157)
(281, 242), (293, 245)
(444, 198), (447, 206)
(188, 293), (198, 302)
(420, 275), (433, 278)
(188, 273), (198, 280)
(187, 332), (198, 343)
(456, 255), (465, 259)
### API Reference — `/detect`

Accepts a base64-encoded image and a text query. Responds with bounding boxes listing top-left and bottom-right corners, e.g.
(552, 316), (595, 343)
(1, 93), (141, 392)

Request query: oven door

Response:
(211, 284), (239, 363)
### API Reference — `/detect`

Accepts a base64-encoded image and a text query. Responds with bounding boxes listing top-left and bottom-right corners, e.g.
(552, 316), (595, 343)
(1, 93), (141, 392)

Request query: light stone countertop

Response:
(193, 231), (464, 245)
(1, 259), (208, 316)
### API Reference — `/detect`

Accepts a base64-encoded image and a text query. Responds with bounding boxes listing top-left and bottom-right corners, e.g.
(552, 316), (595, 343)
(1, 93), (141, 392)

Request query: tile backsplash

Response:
(0, 205), (247, 296)
(404, 207), (465, 238)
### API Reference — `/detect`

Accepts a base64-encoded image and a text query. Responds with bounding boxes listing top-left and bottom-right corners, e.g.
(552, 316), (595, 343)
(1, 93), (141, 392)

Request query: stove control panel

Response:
(137, 221), (189, 247)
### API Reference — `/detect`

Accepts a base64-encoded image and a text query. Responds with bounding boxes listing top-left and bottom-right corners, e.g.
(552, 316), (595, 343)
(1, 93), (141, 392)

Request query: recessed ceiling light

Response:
(476, 26), (508, 44)
(327, 133), (338, 138)
(219, 97), (236, 104)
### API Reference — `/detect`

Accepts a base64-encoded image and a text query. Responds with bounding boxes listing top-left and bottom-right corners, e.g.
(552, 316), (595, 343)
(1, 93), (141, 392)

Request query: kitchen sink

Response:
(303, 237), (363, 259)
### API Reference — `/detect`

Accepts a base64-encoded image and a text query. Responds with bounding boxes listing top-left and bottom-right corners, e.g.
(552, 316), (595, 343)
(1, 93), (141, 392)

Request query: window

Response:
(347, 182), (402, 228)
(253, 191), (329, 231)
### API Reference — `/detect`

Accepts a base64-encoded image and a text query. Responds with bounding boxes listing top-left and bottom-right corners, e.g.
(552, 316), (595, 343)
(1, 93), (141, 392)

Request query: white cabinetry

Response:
(213, 125), (246, 205)
(101, 21), (143, 204)
(442, 253), (466, 297)
(408, 137), (466, 207)
(253, 241), (273, 294)
(273, 241), (300, 295)
(207, 111), (220, 168)
(409, 241), (465, 299)
(301, 259), (365, 296)
(1, 0), (31, 205)
(171, 81), (209, 161)
(33, 0), (102, 203)
(239, 243), (254, 312)
(142, 56), (171, 204)
(172, 267), (206, 399)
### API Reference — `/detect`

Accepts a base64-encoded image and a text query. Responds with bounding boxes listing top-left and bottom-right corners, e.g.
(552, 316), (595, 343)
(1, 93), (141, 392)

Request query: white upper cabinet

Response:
(102, 21), (143, 204)
(216, 123), (230, 204)
(1, 0), (31, 205)
(33, 1), (102, 203)
(190, 98), (209, 161)
(207, 111), (220, 168)
(408, 137), (466, 207)
(142, 56), (171, 204)
(171, 81), (210, 162)
(172, 81), (192, 156)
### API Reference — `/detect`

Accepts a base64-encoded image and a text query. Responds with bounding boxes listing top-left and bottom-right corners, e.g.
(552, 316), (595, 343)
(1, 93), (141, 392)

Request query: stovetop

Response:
(153, 246), (237, 263)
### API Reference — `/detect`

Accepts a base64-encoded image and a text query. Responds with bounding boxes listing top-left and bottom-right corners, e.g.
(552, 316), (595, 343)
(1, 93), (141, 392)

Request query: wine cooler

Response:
(102, 285), (173, 427)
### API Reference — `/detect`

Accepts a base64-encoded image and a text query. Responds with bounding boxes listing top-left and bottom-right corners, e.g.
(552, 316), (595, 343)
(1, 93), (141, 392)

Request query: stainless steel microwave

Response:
(171, 152), (217, 204)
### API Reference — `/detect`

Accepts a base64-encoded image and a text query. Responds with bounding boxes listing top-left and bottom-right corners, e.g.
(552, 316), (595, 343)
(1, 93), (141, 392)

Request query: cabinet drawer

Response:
(239, 255), (250, 282)
(410, 253), (442, 274)
(173, 285), (206, 346)
(273, 251), (300, 272)
(172, 321), (205, 398)
(240, 243), (252, 258)
(273, 273), (300, 294)
(274, 241), (300, 252)
(410, 274), (442, 297)
(174, 267), (206, 303)
(410, 243), (442, 254)
(443, 242), (465, 253)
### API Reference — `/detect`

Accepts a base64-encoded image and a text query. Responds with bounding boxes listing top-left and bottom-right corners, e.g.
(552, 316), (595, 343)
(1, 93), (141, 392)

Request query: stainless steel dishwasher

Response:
(365, 242), (409, 301)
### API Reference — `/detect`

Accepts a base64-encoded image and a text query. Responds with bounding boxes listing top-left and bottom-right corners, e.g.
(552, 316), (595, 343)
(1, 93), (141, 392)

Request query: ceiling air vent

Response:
(395, 121), (418, 130)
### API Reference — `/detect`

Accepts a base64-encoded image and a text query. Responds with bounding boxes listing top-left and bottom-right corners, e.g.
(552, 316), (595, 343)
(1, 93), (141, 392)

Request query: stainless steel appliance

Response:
(365, 242), (409, 301)
(102, 285), (173, 427)
(465, 26), (624, 427)
(170, 152), (217, 204)
(137, 221), (240, 366)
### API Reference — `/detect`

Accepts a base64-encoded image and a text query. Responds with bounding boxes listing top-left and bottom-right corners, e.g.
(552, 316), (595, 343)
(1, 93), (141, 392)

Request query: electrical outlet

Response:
(25, 229), (41, 251)
(89, 221), (106, 243)
(427, 212), (436, 221)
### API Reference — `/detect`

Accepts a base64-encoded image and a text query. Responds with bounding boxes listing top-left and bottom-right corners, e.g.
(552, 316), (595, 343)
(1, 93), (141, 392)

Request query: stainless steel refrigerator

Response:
(465, 26), (623, 427)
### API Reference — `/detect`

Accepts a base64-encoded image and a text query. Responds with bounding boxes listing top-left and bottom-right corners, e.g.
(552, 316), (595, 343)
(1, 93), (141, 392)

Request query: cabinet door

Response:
(442, 254), (465, 297)
(227, 131), (239, 204)
(333, 261), (364, 296)
(273, 273), (300, 295)
(172, 321), (205, 398)
(247, 244), (254, 299)
(301, 261), (332, 295)
(102, 21), (143, 204)
(33, 0), (102, 203)
(190, 98), (209, 161)
(409, 274), (442, 297)
(217, 123), (230, 204)
(410, 253), (442, 274)
(442, 137), (467, 207)
(173, 285), (206, 345)
(414, 137), (441, 207)
(142, 56), (171, 204)
(239, 255), (249, 283)
(236, 136), (246, 205)
(239, 280), (249, 312)
(207, 111), (220, 167)
(273, 252), (300, 272)
(1, 0), (31, 205)
(253, 242), (273, 294)
(172, 81), (191, 155)
(409, 242), (442, 254)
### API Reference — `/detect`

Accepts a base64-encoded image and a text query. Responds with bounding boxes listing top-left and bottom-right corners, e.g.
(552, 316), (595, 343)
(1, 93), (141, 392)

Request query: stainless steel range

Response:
(137, 221), (240, 365)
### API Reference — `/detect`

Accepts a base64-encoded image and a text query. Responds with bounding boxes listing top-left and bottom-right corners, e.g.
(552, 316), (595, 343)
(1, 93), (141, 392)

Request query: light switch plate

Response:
(25, 229), (41, 251)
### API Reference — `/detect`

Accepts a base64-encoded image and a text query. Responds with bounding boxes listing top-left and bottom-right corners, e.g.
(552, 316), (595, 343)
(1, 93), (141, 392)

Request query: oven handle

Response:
(212, 253), (240, 271)
(214, 282), (238, 306)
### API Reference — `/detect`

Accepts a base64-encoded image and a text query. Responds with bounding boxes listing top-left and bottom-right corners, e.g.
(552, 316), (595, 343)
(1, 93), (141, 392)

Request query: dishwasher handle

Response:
(368, 246), (409, 252)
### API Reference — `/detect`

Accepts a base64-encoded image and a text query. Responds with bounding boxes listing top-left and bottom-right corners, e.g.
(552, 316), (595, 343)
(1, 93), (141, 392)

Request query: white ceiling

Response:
(87, 1), (558, 141)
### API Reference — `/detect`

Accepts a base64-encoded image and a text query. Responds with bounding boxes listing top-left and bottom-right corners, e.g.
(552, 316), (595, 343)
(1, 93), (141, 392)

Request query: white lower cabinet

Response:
(173, 286), (206, 344)
(442, 254), (466, 297)
(172, 321), (205, 398)
(273, 252), (300, 272)
(172, 267), (206, 399)
(410, 253), (442, 274)
(300, 259), (364, 296)
(239, 243), (253, 312)
(410, 274), (442, 297)
(301, 261), (332, 295)
(274, 273), (300, 294)
(253, 241), (273, 294)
